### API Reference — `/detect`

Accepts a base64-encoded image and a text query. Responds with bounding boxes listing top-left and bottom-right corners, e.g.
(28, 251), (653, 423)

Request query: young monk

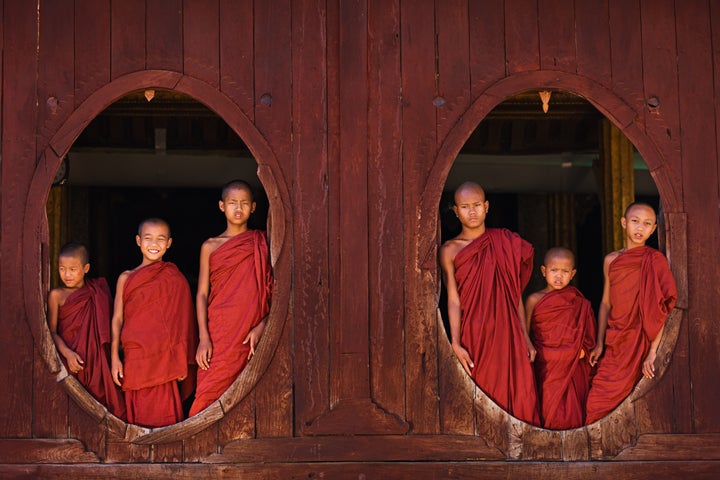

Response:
(440, 181), (540, 426)
(189, 180), (273, 416)
(525, 247), (596, 429)
(585, 202), (677, 424)
(48, 242), (126, 420)
(111, 218), (197, 428)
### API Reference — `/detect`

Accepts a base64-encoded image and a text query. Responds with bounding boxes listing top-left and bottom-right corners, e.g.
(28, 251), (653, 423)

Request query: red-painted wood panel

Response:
(469, 0), (506, 98)
(367, 0), (405, 420)
(538, 0), (576, 72)
(505, 0), (540, 73)
(575, 0), (611, 86)
(401, 0), (440, 434)
(436, 0), (471, 142)
(110, 0), (146, 79)
(67, 400), (106, 461)
(607, 0), (644, 116)
(290, 0), (330, 432)
(37, 0), (74, 154)
(0, 0), (38, 438)
(676, 0), (720, 433)
(219, 0), (254, 120)
(32, 355), (68, 439)
(147, 0), (183, 72)
(183, 0), (219, 88)
(74, 0), (111, 107)
(255, 313), (293, 437)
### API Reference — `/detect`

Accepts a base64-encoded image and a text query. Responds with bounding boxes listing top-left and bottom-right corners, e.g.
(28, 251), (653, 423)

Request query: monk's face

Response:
(621, 204), (657, 247)
(453, 186), (489, 230)
(540, 255), (576, 291)
(136, 222), (172, 263)
(58, 254), (89, 289)
(220, 187), (255, 227)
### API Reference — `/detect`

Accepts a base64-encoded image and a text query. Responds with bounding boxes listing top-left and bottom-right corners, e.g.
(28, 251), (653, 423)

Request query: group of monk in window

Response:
(48, 179), (676, 430)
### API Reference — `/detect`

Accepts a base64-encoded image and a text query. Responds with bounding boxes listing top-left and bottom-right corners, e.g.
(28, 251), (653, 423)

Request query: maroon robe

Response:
(585, 246), (677, 424)
(454, 228), (540, 426)
(189, 230), (273, 416)
(531, 286), (596, 429)
(57, 278), (126, 420)
(121, 262), (196, 428)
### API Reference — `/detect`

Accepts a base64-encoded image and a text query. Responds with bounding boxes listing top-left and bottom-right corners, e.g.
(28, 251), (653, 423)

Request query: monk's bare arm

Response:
(195, 240), (215, 370)
(110, 272), (129, 386)
(589, 253), (616, 366)
(524, 292), (542, 332)
(517, 298), (536, 362)
(440, 240), (474, 374)
(642, 324), (665, 379)
(48, 289), (84, 372)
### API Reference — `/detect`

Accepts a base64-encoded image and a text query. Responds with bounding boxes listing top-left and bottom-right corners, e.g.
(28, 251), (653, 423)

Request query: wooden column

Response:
(547, 193), (576, 252)
(46, 185), (70, 289)
(597, 119), (634, 254)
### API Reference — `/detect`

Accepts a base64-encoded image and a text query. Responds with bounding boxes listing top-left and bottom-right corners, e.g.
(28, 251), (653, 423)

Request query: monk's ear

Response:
(452, 204), (459, 217)
(166, 237), (173, 249)
(83, 263), (90, 275)
(570, 268), (577, 280)
(620, 216), (627, 229)
(540, 265), (546, 277)
(484, 200), (489, 212)
(650, 222), (657, 235)
(136, 235), (141, 247)
(251, 201), (257, 214)
(218, 200), (226, 212)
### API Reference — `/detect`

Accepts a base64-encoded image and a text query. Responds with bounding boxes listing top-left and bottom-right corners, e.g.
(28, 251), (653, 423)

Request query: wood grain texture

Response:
(147, 0), (183, 72)
(183, 0), (220, 87)
(219, 0), (254, 119)
(110, 0), (145, 79)
(469, 0), (506, 98)
(538, 0), (576, 72)
(505, 0), (540, 73)
(575, 0), (611, 85)
(0, 440), (98, 464)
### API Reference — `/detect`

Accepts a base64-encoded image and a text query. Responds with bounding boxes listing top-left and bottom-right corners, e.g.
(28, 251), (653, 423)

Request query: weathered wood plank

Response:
(182, 423), (219, 462)
(183, 0), (220, 87)
(675, 0), (720, 434)
(520, 424), (562, 460)
(110, 0), (145, 79)
(291, 0), (330, 432)
(437, 311), (475, 435)
(561, 428), (590, 461)
(505, 0), (540, 73)
(607, 0), (644, 118)
(207, 435), (503, 463)
(74, 0), (111, 107)
(616, 434), (720, 460)
(0, 0), (38, 438)
(0, 440), (98, 464)
(367, 0), (405, 422)
(219, 388), (255, 444)
(219, 0), (254, 119)
(68, 399), (107, 461)
(32, 349), (68, 438)
(538, 0), (576, 72)
(154, 440), (184, 463)
(469, 0), (505, 98)
(146, 0), (183, 72)
(575, 0), (611, 86)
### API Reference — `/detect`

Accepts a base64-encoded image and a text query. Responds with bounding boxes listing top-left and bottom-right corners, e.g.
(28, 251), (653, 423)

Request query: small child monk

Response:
(525, 247), (596, 430)
(111, 218), (197, 428)
(439, 181), (540, 426)
(585, 202), (677, 424)
(189, 180), (273, 417)
(48, 242), (126, 420)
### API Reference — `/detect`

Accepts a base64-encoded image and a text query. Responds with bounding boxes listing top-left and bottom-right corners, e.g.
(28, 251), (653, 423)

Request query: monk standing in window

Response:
(440, 182), (540, 426)
(111, 218), (197, 428)
(525, 247), (596, 429)
(189, 180), (273, 417)
(48, 242), (126, 420)
(585, 203), (676, 424)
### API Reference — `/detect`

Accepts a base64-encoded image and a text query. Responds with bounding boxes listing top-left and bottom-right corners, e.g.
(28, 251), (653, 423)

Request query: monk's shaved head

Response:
(623, 201), (656, 220)
(454, 181), (486, 205)
(138, 217), (171, 237)
(221, 179), (254, 202)
(544, 247), (575, 267)
(58, 242), (89, 265)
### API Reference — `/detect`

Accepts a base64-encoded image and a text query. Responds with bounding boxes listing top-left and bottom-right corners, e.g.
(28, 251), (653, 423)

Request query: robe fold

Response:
(121, 261), (196, 428)
(531, 286), (596, 429)
(454, 228), (540, 426)
(57, 278), (126, 420)
(189, 230), (273, 417)
(585, 246), (677, 424)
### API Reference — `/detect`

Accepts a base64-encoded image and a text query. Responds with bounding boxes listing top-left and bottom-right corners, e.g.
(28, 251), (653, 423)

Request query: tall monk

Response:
(525, 247), (596, 429)
(189, 180), (273, 417)
(48, 242), (126, 420)
(111, 218), (197, 428)
(586, 202), (677, 424)
(440, 182), (540, 426)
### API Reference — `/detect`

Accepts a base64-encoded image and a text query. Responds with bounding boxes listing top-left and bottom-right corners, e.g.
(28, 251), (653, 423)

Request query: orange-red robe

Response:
(454, 228), (540, 426)
(121, 261), (196, 428)
(57, 278), (126, 420)
(585, 246), (676, 424)
(189, 230), (273, 416)
(531, 286), (596, 429)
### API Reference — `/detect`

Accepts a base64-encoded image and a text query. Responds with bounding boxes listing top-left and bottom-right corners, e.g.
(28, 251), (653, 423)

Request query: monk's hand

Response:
(526, 339), (537, 363)
(65, 351), (85, 374)
(196, 339), (213, 370)
(111, 357), (123, 387)
(452, 343), (474, 375)
(642, 349), (658, 379)
(588, 344), (603, 367)
(243, 321), (266, 360)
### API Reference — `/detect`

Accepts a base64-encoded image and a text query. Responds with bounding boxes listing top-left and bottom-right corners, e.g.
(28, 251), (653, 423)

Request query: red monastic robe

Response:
(57, 278), (126, 420)
(121, 261), (197, 428)
(189, 230), (273, 416)
(454, 228), (540, 426)
(531, 286), (596, 429)
(585, 246), (677, 424)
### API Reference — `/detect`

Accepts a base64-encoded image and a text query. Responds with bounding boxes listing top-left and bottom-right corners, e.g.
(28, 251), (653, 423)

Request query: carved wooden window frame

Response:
(23, 71), (291, 444)
(422, 71), (688, 460)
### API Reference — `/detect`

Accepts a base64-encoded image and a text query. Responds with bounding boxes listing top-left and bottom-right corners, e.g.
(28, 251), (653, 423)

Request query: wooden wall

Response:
(1, 0), (719, 477)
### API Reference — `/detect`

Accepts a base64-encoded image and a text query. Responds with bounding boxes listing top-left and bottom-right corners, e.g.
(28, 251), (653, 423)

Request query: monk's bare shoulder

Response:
(48, 287), (73, 308)
(440, 237), (470, 265)
(604, 250), (622, 267)
(201, 235), (232, 257)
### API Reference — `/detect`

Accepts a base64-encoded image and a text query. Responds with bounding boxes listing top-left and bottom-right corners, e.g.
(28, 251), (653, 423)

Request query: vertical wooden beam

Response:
(46, 186), (70, 290)
(547, 193), (576, 253)
(597, 119), (634, 254)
